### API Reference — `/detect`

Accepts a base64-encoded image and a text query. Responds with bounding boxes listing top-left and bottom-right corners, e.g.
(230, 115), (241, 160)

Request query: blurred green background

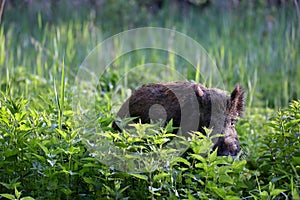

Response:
(1, 0), (299, 108)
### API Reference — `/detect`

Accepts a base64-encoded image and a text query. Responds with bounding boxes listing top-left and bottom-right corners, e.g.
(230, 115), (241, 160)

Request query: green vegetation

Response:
(0, 1), (299, 199)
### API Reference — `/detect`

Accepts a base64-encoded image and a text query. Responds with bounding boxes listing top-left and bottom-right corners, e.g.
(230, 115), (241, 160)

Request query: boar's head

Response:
(207, 84), (245, 156)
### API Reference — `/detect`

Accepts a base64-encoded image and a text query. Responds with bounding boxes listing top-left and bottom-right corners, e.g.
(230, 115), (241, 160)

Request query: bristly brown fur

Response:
(113, 81), (245, 156)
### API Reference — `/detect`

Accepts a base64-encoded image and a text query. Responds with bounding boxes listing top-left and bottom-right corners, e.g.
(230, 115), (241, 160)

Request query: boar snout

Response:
(215, 136), (241, 156)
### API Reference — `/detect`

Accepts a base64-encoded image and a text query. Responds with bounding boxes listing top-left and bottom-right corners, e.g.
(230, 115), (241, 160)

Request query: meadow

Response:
(0, 1), (299, 199)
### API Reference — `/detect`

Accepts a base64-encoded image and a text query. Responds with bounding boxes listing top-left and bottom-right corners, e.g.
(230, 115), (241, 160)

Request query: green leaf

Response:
(232, 160), (247, 171)
(124, 154), (138, 159)
(21, 197), (35, 200)
(153, 172), (169, 182)
(209, 148), (218, 162)
(260, 191), (269, 199)
(188, 193), (196, 200)
(37, 143), (49, 155)
(0, 194), (15, 200)
(127, 137), (143, 143)
(219, 174), (234, 185)
(292, 156), (300, 165)
(83, 177), (96, 184)
(163, 133), (177, 138)
(61, 187), (72, 195)
(270, 189), (286, 199)
(82, 163), (100, 168)
(66, 146), (80, 155)
(15, 187), (21, 199)
(103, 184), (114, 194)
(118, 185), (130, 194)
(15, 112), (26, 122)
(18, 124), (31, 131)
(195, 163), (207, 171)
(0, 181), (20, 190)
(55, 128), (67, 140)
(207, 182), (226, 199)
(5, 149), (19, 158)
(63, 110), (73, 116)
(171, 157), (190, 166)
(165, 119), (174, 133)
(285, 119), (300, 129)
(129, 173), (148, 181)
(153, 138), (167, 144)
(225, 196), (240, 200)
(292, 177), (300, 200)
(190, 154), (206, 163)
(110, 133), (123, 141)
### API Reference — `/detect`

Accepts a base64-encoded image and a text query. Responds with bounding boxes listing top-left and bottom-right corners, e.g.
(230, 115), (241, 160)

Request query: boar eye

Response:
(230, 119), (237, 127)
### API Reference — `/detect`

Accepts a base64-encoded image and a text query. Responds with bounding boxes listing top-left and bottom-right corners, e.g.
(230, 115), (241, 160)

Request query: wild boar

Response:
(113, 81), (245, 156)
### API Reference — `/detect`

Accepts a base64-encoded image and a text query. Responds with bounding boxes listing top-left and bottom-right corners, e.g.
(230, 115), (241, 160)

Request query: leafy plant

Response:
(0, 187), (34, 200)
(254, 100), (300, 199)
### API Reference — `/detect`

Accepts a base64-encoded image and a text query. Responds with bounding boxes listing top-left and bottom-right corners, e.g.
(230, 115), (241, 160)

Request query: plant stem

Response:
(59, 60), (65, 130)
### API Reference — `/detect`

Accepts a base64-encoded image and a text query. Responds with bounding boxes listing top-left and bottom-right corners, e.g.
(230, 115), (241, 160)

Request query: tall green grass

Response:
(0, 2), (299, 199)
(1, 3), (299, 108)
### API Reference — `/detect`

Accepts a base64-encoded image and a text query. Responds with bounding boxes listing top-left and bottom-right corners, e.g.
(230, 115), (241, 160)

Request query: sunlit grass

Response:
(1, 4), (299, 108)
(0, 2), (299, 199)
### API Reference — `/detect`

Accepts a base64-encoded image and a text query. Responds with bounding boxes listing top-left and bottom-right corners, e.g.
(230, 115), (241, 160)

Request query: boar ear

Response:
(192, 83), (204, 97)
(230, 84), (245, 116)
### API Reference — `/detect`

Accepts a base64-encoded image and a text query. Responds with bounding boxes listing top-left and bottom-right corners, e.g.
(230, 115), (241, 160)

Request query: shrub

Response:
(254, 100), (300, 199)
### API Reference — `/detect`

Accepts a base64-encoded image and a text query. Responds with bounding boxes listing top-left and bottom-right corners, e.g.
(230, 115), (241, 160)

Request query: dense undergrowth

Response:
(0, 90), (299, 199)
(0, 1), (300, 199)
